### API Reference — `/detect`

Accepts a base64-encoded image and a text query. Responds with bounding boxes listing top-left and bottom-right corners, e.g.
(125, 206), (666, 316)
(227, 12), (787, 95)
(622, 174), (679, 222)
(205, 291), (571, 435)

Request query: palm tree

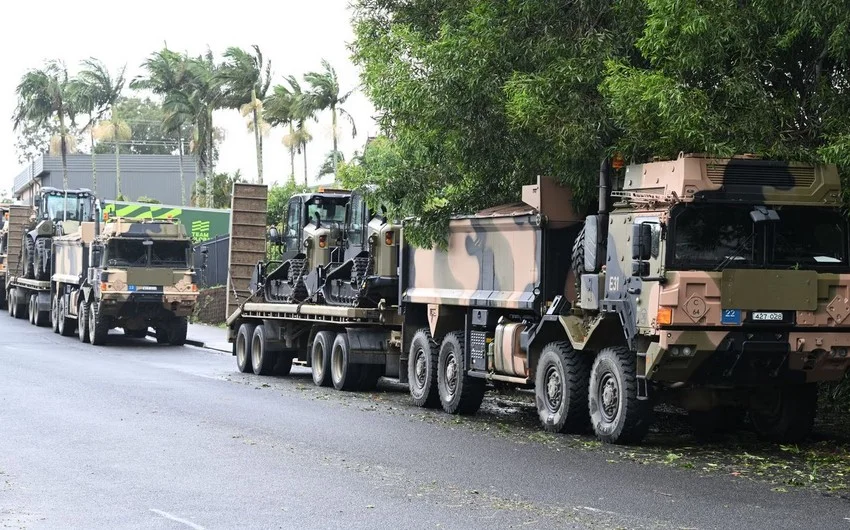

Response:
(219, 45), (272, 183)
(70, 59), (126, 197)
(304, 59), (357, 177)
(185, 50), (225, 208)
(12, 60), (77, 191)
(130, 48), (192, 205)
(265, 80), (299, 183)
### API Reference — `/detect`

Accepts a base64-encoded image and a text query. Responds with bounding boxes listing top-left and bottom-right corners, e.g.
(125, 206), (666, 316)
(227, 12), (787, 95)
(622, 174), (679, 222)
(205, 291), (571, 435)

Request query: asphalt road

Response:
(1, 315), (848, 530)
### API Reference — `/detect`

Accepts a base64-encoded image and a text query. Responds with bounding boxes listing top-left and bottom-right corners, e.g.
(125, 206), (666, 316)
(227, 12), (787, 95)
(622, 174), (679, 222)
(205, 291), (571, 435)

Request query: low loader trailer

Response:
(5, 204), (51, 323)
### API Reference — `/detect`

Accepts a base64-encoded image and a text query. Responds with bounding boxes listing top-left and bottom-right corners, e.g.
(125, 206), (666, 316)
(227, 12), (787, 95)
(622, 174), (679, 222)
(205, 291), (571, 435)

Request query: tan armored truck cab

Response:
(52, 215), (199, 345)
(402, 154), (850, 444)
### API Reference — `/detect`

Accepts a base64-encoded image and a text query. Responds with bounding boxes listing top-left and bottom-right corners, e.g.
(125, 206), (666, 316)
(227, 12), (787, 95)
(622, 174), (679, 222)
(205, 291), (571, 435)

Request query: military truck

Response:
(0, 206), (8, 309)
(51, 211), (199, 345)
(5, 204), (52, 324)
(402, 154), (850, 444)
(227, 183), (402, 389)
(21, 187), (95, 280)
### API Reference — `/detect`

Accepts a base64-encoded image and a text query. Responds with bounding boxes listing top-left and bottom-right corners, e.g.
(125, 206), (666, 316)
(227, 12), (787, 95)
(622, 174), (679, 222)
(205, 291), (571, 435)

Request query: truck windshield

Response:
(151, 241), (190, 267)
(306, 196), (347, 226)
(106, 239), (190, 268)
(670, 204), (849, 271)
(45, 193), (92, 222)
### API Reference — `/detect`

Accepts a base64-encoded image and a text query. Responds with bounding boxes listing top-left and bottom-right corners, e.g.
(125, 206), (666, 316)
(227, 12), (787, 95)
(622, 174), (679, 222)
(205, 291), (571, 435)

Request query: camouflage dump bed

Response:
(402, 176), (582, 313)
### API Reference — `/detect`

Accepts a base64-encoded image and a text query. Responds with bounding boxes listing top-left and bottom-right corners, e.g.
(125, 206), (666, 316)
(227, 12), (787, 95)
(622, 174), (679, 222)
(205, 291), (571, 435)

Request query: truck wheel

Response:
(749, 384), (817, 443)
(251, 325), (277, 375)
(311, 331), (334, 387)
(535, 341), (592, 434)
(51, 294), (59, 333)
(408, 328), (440, 408)
(235, 323), (256, 373)
(168, 317), (188, 346)
(7, 289), (14, 317)
(330, 332), (362, 391)
(274, 354), (294, 376)
(589, 346), (652, 444)
(77, 301), (90, 343)
(11, 289), (26, 320)
(28, 294), (36, 324)
(437, 332), (486, 415)
(88, 302), (109, 345)
(0, 287), (6, 311)
(58, 298), (76, 337)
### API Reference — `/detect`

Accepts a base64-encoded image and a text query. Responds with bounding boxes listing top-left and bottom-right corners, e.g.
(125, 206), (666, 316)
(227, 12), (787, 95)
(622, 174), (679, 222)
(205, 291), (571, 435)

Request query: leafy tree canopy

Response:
(192, 170), (244, 209)
(93, 97), (188, 155)
(351, 0), (850, 246)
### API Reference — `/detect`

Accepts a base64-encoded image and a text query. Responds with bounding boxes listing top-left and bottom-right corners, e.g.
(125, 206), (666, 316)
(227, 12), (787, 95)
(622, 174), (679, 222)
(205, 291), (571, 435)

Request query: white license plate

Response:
(752, 311), (783, 321)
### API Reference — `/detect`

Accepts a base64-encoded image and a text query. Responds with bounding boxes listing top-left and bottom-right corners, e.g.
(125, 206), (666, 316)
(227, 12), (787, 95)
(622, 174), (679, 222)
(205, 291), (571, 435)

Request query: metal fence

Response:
(193, 234), (230, 288)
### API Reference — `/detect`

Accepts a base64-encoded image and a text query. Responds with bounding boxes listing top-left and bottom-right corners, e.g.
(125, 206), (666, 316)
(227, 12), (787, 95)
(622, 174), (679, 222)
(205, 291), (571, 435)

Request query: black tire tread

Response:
(439, 332), (485, 415)
(537, 341), (592, 433)
(409, 328), (440, 408)
(590, 346), (652, 444)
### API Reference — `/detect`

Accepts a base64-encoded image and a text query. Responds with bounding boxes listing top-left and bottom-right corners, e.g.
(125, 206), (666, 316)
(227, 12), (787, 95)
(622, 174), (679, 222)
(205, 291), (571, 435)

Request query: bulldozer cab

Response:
(279, 192), (349, 255)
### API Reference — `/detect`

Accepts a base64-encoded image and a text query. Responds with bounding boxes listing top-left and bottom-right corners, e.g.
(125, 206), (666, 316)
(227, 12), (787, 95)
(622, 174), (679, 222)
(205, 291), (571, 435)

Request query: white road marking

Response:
(150, 509), (206, 529)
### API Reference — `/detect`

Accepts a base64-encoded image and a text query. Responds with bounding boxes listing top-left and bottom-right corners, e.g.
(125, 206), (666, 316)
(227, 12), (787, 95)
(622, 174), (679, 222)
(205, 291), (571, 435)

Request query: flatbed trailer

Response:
(225, 183), (406, 389)
(4, 204), (51, 325)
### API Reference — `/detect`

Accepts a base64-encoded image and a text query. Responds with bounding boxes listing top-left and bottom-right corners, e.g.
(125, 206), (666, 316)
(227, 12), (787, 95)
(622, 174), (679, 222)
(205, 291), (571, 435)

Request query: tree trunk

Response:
(331, 104), (338, 177)
(252, 90), (263, 184)
(177, 127), (186, 206)
(58, 109), (69, 192)
(90, 128), (97, 196)
(207, 110), (214, 208)
(303, 141), (308, 188)
(289, 122), (296, 182)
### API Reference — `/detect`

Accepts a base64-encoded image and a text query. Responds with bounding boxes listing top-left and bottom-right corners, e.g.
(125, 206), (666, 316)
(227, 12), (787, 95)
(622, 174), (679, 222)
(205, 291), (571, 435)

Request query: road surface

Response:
(1, 315), (848, 529)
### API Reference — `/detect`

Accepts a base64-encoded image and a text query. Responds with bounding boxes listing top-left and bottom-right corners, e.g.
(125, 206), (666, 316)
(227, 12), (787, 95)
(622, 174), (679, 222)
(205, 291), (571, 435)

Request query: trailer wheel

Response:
(89, 302), (109, 346)
(408, 328), (440, 408)
(589, 347), (652, 444)
(235, 323), (256, 373)
(311, 331), (334, 387)
(58, 297), (76, 336)
(535, 341), (591, 434)
(330, 332), (362, 391)
(749, 384), (817, 443)
(11, 289), (26, 320)
(7, 289), (14, 317)
(168, 317), (188, 346)
(51, 294), (59, 332)
(0, 287), (6, 311)
(437, 332), (486, 415)
(251, 325), (277, 376)
(28, 294), (36, 324)
(77, 300), (90, 343)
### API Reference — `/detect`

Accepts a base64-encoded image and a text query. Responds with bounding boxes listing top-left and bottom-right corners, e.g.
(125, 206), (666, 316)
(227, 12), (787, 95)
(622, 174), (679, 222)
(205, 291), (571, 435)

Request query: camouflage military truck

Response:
(52, 211), (199, 346)
(21, 187), (95, 280)
(402, 153), (850, 444)
(227, 183), (402, 390)
(0, 206), (8, 309)
(259, 189), (351, 303)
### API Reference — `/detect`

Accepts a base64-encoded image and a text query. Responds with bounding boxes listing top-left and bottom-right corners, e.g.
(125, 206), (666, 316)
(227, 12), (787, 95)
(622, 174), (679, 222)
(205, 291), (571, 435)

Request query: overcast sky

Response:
(0, 0), (377, 198)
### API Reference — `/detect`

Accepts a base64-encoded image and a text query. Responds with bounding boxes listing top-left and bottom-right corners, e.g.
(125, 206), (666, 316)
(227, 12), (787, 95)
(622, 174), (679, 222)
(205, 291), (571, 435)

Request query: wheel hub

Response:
(545, 366), (562, 411)
(414, 349), (427, 387)
(600, 373), (619, 422)
(445, 353), (458, 396)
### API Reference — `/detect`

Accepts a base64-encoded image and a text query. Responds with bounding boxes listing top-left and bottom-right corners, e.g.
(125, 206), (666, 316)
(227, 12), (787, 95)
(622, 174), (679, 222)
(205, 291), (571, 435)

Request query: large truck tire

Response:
(274, 354), (294, 376)
(589, 346), (652, 444)
(437, 332), (486, 415)
(168, 316), (188, 346)
(571, 224), (586, 278)
(235, 323), (256, 373)
(535, 341), (592, 434)
(749, 384), (817, 443)
(330, 332), (362, 391)
(311, 331), (334, 387)
(0, 286), (7, 311)
(57, 297), (76, 336)
(88, 302), (110, 346)
(251, 325), (277, 376)
(51, 294), (60, 333)
(408, 328), (440, 408)
(6, 289), (13, 317)
(28, 294), (36, 324)
(357, 365), (383, 392)
(77, 300), (90, 343)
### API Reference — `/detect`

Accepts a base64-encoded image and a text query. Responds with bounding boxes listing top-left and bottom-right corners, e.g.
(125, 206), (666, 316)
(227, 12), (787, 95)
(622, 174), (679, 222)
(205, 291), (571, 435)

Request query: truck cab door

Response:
(343, 191), (367, 261)
(282, 197), (302, 259)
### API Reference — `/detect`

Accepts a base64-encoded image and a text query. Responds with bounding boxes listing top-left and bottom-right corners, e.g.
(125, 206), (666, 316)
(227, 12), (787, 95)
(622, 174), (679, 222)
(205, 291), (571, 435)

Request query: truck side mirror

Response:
(631, 222), (657, 277)
(91, 244), (103, 267)
(267, 227), (281, 245)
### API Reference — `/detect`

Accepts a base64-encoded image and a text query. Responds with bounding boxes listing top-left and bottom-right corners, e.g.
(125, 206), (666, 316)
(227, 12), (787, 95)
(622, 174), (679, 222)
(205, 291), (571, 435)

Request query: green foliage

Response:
(136, 195), (161, 204)
(92, 97), (187, 155)
(193, 170), (244, 209)
(267, 178), (309, 226)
